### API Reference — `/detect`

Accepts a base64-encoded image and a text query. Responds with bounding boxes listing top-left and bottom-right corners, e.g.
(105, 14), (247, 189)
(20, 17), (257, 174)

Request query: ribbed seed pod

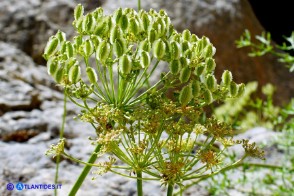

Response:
(74, 35), (83, 49)
(169, 60), (181, 75)
(236, 83), (245, 97)
(139, 39), (150, 52)
(129, 18), (139, 35)
(65, 41), (74, 58)
(182, 29), (191, 41)
(206, 74), (217, 92)
(140, 51), (150, 68)
(68, 64), (81, 84)
(96, 40), (111, 63)
(205, 58), (216, 72)
(180, 67), (191, 83)
(56, 31), (66, 43)
(44, 37), (59, 59)
(74, 4), (84, 21)
(81, 39), (94, 57)
(148, 29), (157, 43)
(221, 70), (233, 87)
(179, 57), (189, 68)
(191, 34), (199, 42)
(192, 80), (201, 97)
(86, 67), (98, 84)
(141, 13), (150, 31)
(179, 84), (193, 106)
(182, 41), (190, 52)
(156, 17), (166, 37)
(113, 8), (122, 23)
(203, 45), (214, 58)
(203, 90), (213, 104)
(82, 14), (94, 33)
(54, 67), (64, 84)
(170, 41), (181, 59)
(119, 54), (132, 74)
(90, 35), (101, 49)
(94, 20), (107, 36)
(153, 39), (166, 59)
(47, 59), (58, 76)
(110, 25), (122, 44)
(114, 38), (126, 57)
(119, 14), (128, 31)
(195, 63), (205, 76)
(229, 82), (238, 97)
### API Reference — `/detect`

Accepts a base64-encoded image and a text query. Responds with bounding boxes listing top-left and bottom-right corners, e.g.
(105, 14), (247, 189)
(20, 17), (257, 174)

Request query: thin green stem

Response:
(69, 144), (102, 196)
(137, 170), (143, 196)
(54, 93), (67, 196)
(138, 0), (141, 11)
(167, 184), (174, 196)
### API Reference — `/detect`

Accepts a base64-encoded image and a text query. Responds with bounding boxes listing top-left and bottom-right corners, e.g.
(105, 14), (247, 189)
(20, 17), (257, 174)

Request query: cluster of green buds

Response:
(44, 5), (263, 195)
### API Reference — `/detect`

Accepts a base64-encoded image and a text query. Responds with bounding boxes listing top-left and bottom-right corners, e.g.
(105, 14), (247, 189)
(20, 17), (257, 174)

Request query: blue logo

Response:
(6, 183), (14, 191)
(16, 182), (24, 191)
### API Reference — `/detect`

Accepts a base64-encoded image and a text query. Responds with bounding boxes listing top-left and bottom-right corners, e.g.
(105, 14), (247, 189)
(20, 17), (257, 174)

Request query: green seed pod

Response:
(179, 84), (193, 106)
(82, 14), (95, 33)
(65, 41), (74, 58)
(68, 64), (81, 84)
(179, 67), (191, 83)
(182, 40), (190, 52)
(110, 25), (122, 44)
(236, 83), (245, 97)
(194, 63), (205, 76)
(47, 58), (58, 76)
(156, 17), (166, 37)
(221, 70), (233, 87)
(191, 34), (199, 42)
(169, 59), (181, 75)
(182, 29), (191, 41)
(206, 74), (217, 92)
(184, 49), (192, 59)
(54, 67), (64, 84)
(203, 45), (214, 58)
(192, 80), (201, 97)
(74, 4), (84, 21)
(96, 40), (111, 63)
(119, 14), (129, 31)
(119, 54), (132, 74)
(170, 41), (181, 59)
(44, 36), (59, 59)
(113, 7), (122, 23)
(74, 35), (83, 49)
(92, 7), (104, 20)
(203, 90), (213, 104)
(153, 39), (166, 59)
(205, 58), (216, 72)
(81, 39), (94, 57)
(141, 12), (150, 31)
(90, 35), (101, 49)
(86, 67), (98, 84)
(179, 57), (189, 68)
(55, 30), (66, 43)
(129, 18), (139, 35)
(229, 82), (238, 97)
(148, 29), (157, 43)
(140, 51), (150, 68)
(114, 38), (126, 57)
(170, 34), (181, 42)
(139, 39), (150, 52)
(94, 20), (107, 36)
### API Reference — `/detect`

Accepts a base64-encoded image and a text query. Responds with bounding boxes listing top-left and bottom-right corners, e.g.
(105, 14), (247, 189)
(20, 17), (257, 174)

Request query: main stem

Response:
(69, 144), (102, 196)
(54, 93), (67, 196)
(137, 171), (143, 196)
(167, 184), (174, 196)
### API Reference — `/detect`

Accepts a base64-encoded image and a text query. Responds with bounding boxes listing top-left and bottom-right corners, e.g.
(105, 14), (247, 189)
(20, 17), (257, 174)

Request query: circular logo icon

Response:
(16, 182), (24, 191)
(6, 183), (14, 191)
